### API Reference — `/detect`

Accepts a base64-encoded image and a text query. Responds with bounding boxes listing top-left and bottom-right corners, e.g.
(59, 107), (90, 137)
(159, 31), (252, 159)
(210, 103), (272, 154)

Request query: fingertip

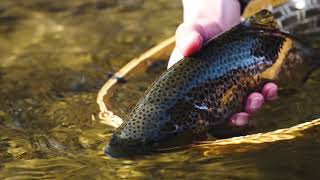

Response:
(177, 30), (203, 57)
(245, 92), (264, 114)
(262, 83), (278, 101)
(168, 23), (204, 69)
(230, 112), (250, 126)
(175, 23), (203, 57)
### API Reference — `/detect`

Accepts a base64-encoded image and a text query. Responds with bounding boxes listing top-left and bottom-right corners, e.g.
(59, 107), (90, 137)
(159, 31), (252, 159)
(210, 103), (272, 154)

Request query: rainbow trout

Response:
(106, 10), (319, 157)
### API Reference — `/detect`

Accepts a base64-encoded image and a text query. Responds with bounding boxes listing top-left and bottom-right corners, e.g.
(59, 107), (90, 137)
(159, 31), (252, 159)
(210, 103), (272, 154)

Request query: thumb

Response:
(168, 0), (241, 69)
(167, 22), (222, 69)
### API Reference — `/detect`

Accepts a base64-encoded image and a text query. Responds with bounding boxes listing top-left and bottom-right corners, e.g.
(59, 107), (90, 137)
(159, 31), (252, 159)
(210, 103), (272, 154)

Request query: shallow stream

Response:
(0, 0), (319, 179)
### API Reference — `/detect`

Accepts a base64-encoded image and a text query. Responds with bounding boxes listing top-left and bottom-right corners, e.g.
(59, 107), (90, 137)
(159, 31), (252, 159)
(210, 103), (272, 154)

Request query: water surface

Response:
(0, 0), (319, 179)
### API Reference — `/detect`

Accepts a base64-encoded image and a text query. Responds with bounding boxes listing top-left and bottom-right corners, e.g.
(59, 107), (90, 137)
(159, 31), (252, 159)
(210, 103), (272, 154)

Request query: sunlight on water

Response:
(0, 0), (319, 179)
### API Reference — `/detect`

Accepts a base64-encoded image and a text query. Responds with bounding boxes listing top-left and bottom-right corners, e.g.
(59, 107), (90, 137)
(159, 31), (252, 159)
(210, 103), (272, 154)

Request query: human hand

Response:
(168, 0), (278, 127)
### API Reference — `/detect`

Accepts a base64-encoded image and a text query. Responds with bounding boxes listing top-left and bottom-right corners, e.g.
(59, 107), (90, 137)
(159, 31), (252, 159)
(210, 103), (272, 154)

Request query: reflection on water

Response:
(0, 0), (319, 179)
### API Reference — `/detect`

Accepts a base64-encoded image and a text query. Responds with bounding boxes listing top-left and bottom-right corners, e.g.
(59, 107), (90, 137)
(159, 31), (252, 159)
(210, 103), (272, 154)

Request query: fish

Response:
(105, 10), (319, 157)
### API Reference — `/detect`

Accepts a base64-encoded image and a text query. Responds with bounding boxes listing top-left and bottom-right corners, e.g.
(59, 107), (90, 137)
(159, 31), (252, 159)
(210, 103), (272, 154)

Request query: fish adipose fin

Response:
(244, 9), (279, 29)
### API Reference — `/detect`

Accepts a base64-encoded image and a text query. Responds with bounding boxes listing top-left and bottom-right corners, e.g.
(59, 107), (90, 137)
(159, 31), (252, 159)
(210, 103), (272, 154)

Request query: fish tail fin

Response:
(302, 48), (320, 82)
(289, 45), (320, 83)
(286, 30), (319, 62)
(308, 47), (320, 72)
(244, 9), (279, 30)
(295, 40), (320, 69)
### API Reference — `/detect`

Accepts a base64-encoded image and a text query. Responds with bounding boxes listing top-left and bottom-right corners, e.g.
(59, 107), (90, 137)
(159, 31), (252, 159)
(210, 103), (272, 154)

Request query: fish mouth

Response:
(105, 136), (153, 158)
(105, 131), (204, 157)
(104, 144), (150, 158)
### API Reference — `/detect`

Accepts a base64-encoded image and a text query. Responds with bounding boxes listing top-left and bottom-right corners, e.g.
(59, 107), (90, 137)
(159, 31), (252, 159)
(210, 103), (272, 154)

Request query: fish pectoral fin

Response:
(208, 122), (255, 139)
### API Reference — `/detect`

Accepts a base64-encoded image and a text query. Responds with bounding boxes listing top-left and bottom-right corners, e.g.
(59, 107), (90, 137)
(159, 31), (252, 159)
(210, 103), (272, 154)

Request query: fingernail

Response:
(249, 97), (264, 113)
(230, 113), (249, 126)
(262, 83), (278, 101)
(265, 86), (278, 101)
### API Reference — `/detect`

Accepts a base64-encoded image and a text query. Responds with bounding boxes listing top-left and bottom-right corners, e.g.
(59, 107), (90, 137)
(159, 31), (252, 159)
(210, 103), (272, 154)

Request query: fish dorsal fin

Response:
(244, 9), (279, 29)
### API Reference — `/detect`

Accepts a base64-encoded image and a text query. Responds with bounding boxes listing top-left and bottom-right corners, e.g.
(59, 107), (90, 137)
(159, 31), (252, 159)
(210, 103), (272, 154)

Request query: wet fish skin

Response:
(105, 10), (317, 157)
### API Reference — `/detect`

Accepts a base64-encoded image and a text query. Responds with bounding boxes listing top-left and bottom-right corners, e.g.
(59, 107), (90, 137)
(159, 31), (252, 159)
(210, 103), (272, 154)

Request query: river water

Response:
(0, 0), (319, 179)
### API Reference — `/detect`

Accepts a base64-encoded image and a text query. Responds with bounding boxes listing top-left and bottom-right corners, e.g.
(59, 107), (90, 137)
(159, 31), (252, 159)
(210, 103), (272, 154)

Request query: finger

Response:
(168, 0), (241, 68)
(167, 23), (205, 69)
(175, 23), (204, 57)
(169, 21), (223, 68)
(262, 82), (278, 101)
(229, 112), (250, 126)
(182, 0), (241, 33)
(245, 92), (265, 114)
(229, 84), (278, 127)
